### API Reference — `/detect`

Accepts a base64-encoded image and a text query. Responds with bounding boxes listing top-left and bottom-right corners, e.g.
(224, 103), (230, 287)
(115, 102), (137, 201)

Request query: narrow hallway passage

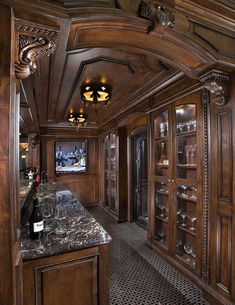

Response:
(89, 208), (209, 305)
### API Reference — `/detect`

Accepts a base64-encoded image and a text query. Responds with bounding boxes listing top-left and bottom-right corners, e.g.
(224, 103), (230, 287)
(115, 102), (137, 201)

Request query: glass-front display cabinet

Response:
(104, 133), (117, 213)
(102, 127), (128, 222)
(152, 92), (202, 275)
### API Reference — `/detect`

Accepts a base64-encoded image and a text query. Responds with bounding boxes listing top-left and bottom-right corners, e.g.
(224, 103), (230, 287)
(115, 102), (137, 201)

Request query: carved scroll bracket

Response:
(200, 70), (230, 106)
(138, 0), (176, 33)
(15, 21), (59, 79)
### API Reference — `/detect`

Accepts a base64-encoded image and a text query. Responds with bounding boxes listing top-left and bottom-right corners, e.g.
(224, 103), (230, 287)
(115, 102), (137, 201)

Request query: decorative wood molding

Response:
(15, 22), (59, 79)
(201, 88), (210, 283)
(200, 70), (230, 106)
(30, 134), (39, 146)
(138, 0), (176, 33)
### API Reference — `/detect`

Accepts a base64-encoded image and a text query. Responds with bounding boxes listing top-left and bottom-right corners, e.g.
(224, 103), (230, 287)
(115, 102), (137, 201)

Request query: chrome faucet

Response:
(41, 171), (48, 183)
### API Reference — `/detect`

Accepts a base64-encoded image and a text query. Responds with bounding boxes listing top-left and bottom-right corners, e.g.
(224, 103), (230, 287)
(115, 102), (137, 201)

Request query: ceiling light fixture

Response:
(81, 82), (112, 112)
(68, 112), (88, 132)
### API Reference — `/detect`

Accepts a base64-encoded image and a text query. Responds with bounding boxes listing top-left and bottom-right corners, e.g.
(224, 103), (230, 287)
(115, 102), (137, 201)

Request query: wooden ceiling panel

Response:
(18, 0), (235, 134)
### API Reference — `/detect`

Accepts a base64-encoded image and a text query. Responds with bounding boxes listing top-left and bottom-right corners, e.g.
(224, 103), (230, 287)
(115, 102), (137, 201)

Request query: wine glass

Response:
(180, 211), (188, 227)
(176, 208), (182, 224)
(157, 203), (165, 218)
(190, 186), (197, 200)
(181, 185), (188, 197)
(176, 240), (182, 248)
(54, 205), (67, 235)
(192, 120), (197, 131)
(177, 122), (184, 133)
(184, 243), (192, 262)
(157, 230), (166, 243)
(186, 121), (192, 132)
(41, 203), (54, 232)
(188, 214), (197, 231)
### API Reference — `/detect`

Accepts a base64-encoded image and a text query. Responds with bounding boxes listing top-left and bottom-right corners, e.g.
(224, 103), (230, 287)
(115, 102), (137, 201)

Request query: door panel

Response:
(134, 131), (148, 227)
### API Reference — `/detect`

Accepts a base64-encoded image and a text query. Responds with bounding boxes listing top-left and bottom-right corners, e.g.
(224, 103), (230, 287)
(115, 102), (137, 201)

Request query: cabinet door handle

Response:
(168, 179), (171, 183)
(171, 179), (175, 183)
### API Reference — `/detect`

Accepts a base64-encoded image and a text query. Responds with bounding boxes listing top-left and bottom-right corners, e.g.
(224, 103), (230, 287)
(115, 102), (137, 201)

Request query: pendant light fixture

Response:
(68, 112), (88, 132)
(81, 82), (112, 112)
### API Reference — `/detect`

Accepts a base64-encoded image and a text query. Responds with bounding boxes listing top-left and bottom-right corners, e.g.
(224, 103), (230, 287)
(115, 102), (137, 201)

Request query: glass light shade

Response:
(68, 112), (88, 132)
(81, 82), (112, 110)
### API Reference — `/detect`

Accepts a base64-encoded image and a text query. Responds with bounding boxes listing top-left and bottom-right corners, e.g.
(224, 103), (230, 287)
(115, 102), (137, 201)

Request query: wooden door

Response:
(133, 130), (148, 228)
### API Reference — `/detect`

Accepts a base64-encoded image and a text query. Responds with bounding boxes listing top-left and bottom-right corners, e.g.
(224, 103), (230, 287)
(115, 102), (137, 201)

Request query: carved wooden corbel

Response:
(200, 70), (230, 106)
(15, 21), (59, 79)
(139, 0), (176, 33)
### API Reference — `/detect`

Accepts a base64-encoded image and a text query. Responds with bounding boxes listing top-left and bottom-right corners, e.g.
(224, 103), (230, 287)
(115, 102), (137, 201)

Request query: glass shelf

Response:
(177, 194), (197, 203)
(176, 130), (196, 137)
(156, 190), (169, 196)
(156, 215), (168, 223)
(177, 225), (196, 236)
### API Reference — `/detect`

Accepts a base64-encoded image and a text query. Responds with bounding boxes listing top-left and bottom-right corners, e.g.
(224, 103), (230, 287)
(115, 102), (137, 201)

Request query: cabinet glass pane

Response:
(175, 183), (197, 269)
(155, 181), (169, 249)
(175, 104), (197, 179)
(154, 110), (169, 177)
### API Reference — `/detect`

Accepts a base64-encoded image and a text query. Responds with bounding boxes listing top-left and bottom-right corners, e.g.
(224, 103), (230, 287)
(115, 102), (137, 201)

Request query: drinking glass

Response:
(54, 205), (67, 235)
(191, 144), (197, 165)
(159, 123), (165, 138)
(41, 203), (54, 232)
(165, 122), (168, 136)
(185, 145), (191, 165)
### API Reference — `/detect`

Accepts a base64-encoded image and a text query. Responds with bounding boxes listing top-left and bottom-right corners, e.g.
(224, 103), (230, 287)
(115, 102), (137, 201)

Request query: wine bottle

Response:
(29, 197), (44, 240)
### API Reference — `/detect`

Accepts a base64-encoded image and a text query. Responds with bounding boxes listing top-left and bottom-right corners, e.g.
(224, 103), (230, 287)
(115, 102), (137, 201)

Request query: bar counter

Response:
(21, 181), (111, 261)
(21, 181), (111, 305)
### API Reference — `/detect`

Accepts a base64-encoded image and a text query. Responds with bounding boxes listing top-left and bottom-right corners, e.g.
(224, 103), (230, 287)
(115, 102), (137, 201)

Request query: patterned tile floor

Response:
(89, 207), (209, 305)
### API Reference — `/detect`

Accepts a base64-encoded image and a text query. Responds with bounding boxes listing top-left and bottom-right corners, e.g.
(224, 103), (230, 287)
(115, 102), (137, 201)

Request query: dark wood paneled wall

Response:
(208, 73), (235, 303)
(0, 4), (22, 305)
(41, 134), (100, 207)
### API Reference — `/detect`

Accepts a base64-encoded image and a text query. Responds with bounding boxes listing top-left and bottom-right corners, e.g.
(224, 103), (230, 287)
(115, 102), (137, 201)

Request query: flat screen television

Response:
(55, 140), (87, 174)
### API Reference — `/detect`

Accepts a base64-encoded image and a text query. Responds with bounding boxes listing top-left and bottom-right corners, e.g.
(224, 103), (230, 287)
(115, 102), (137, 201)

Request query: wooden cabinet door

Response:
(151, 91), (203, 274)
(151, 105), (173, 253)
(171, 92), (203, 276)
(23, 250), (100, 305)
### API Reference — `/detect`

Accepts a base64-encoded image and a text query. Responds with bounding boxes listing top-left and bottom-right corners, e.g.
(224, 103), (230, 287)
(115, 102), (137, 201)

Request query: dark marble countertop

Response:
(21, 181), (112, 261)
